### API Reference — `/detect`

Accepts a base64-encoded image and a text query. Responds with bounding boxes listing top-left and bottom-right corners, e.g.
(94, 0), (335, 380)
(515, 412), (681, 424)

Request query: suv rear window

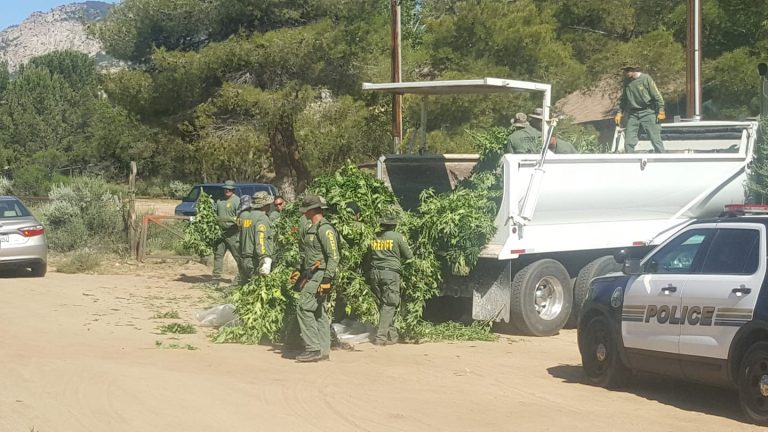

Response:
(0, 199), (31, 218)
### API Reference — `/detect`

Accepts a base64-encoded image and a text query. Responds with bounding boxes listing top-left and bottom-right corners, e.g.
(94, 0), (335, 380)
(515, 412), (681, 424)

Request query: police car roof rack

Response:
(721, 204), (768, 217)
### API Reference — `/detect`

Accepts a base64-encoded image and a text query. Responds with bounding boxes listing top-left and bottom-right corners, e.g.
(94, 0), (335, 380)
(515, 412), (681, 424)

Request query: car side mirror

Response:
(614, 250), (628, 264)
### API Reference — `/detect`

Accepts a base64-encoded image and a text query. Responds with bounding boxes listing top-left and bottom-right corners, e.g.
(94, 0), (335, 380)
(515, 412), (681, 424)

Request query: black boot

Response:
(295, 350), (322, 362)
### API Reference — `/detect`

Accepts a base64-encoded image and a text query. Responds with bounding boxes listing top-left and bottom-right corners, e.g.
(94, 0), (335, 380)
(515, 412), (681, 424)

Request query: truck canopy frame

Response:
(362, 78), (552, 153)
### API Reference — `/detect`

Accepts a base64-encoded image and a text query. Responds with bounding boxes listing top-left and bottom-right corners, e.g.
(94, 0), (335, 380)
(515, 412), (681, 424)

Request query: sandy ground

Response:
(0, 262), (764, 432)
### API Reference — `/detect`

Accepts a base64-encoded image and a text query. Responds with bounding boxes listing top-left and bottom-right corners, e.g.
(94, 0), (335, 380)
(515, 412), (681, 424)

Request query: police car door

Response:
(678, 223), (764, 360)
(622, 226), (715, 354)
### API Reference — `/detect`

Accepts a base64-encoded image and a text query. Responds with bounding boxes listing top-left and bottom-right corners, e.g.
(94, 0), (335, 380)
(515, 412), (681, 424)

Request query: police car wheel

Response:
(580, 316), (629, 388)
(739, 342), (768, 425)
(510, 259), (572, 337)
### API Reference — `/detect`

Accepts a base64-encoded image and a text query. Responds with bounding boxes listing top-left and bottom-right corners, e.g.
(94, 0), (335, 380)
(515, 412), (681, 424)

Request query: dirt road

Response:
(0, 264), (762, 431)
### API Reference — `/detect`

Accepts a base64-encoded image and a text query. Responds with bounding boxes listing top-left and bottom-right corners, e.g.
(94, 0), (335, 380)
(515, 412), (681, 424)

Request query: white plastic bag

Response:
(196, 304), (239, 328)
(332, 319), (377, 344)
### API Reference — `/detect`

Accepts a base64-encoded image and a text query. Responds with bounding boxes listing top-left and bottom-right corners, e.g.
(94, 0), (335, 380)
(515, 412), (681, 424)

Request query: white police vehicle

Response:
(578, 205), (768, 425)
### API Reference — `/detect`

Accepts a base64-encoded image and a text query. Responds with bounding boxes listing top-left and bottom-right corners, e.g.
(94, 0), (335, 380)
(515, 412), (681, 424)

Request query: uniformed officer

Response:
(280, 212), (313, 360)
(288, 194), (340, 362)
(506, 113), (540, 154)
(366, 208), (413, 346)
(212, 180), (244, 287)
(615, 65), (665, 153)
(269, 195), (285, 223)
(528, 108), (577, 154)
(238, 191), (274, 283)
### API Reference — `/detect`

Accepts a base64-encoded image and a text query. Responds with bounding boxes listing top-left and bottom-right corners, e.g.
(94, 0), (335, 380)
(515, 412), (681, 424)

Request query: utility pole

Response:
(390, 0), (402, 154)
(759, 63), (768, 118)
(686, 0), (702, 120)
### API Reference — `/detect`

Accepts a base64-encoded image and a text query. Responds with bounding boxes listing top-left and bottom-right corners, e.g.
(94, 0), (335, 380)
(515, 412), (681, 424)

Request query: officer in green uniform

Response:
(506, 113), (541, 154)
(281, 212), (313, 359)
(269, 195), (285, 223)
(238, 191), (274, 282)
(615, 66), (665, 153)
(528, 108), (578, 154)
(212, 180), (243, 287)
(366, 208), (413, 346)
(288, 194), (339, 362)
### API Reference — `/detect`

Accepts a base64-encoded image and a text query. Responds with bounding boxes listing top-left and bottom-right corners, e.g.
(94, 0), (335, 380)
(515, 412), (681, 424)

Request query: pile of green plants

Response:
(205, 129), (507, 345)
(182, 191), (221, 257)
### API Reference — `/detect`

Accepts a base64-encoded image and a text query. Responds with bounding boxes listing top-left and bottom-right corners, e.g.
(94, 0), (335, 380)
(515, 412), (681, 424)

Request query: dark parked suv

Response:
(174, 183), (279, 216)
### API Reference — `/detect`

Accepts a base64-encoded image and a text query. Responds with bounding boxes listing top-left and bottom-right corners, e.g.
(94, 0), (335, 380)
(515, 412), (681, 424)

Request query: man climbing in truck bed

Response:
(615, 65), (666, 153)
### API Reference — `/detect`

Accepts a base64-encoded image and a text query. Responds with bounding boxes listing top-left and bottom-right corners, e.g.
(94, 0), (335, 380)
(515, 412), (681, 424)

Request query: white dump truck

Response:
(363, 78), (759, 336)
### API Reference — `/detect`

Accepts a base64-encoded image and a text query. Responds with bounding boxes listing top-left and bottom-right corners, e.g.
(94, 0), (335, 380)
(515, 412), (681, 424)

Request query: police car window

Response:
(645, 229), (713, 274)
(699, 228), (760, 275)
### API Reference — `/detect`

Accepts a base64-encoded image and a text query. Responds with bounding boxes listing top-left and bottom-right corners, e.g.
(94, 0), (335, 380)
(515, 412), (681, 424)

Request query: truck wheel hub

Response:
(533, 277), (564, 320)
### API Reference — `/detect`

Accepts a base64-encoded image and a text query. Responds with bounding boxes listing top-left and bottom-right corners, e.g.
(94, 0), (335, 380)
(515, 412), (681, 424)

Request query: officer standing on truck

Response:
(528, 108), (577, 154)
(238, 191), (274, 282)
(212, 180), (244, 287)
(506, 113), (540, 154)
(615, 65), (666, 153)
(366, 208), (413, 346)
(288, 194), (340, 362)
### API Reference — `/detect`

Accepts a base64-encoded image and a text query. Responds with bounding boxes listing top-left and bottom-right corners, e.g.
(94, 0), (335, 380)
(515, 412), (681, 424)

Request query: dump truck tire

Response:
(566, 256), (622, 329)
(509, 259), (572, 336)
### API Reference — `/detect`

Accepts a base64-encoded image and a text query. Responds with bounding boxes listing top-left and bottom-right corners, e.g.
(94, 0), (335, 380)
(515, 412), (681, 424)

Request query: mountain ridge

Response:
(0, 1), (113, 71)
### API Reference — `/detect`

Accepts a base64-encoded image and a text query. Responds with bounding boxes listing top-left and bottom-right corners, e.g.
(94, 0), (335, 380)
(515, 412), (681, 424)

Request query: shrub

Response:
(0, 177), (12, 195)
(57, 249), (102, 273)
(12, 165), (52, 196)
(40, 176), (124, 252)
(168, 180), (192, 199)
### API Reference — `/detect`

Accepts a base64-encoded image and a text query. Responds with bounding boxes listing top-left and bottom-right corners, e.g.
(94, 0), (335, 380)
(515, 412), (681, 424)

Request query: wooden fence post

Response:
(128, 161), (138, 259)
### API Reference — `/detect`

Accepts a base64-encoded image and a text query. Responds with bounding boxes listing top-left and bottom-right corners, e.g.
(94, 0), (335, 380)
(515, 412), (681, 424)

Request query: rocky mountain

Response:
(0, 1), (113, 72)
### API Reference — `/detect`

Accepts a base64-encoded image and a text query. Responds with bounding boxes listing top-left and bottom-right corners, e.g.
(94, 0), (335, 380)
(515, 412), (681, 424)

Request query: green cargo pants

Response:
(212, 227), (242, 283)
(239, 254), (255, 284)
(624, 109), (664, 153)
(369, 269), (401, 344)
(296, 271), (330, 355)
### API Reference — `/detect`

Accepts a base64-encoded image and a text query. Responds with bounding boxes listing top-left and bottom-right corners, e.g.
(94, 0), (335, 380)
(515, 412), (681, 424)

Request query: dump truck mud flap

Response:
(460, 260), (512, 322)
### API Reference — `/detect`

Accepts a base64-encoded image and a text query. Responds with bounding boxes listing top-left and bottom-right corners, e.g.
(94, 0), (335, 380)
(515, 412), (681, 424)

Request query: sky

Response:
(0, 0), (119, 31)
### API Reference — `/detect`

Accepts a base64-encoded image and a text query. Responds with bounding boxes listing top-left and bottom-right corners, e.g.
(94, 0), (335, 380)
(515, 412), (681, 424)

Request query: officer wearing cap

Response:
(366, 208), (413, 346)
(506, 112), (540, 154)
(615, 65), (666, 153)
(238, 191), (274, 282)
(288, 194), (340, 362)
(528, 108), (577, 154)
(212, 180), (244, 287)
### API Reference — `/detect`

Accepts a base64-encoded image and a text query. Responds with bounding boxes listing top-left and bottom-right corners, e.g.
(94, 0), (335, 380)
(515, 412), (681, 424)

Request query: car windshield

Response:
(0, 199), (31, 218)
(183, 186), (226, 202)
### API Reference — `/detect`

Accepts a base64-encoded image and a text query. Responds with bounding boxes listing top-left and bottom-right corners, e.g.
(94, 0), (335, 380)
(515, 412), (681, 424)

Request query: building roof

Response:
(555, 78), (619, 124)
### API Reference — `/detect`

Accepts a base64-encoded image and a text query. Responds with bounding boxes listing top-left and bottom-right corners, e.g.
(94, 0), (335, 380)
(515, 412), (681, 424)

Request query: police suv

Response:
(578, 205), (768, 425)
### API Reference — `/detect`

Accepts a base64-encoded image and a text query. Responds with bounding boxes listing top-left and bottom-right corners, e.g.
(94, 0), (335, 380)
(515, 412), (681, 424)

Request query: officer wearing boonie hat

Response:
(527, 108), (577, 154)
(288, 194), (339, 362)
(238, 191), (274, 282)
(506, 112), (540, 154)
(212, 180), (244, 287)
(366, 207), (413, 346)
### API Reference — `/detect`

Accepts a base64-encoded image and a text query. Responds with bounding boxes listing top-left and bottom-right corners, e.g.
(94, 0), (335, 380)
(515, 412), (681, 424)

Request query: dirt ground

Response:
(135, 198), (179, 216)
(0, 262), (764, 432)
